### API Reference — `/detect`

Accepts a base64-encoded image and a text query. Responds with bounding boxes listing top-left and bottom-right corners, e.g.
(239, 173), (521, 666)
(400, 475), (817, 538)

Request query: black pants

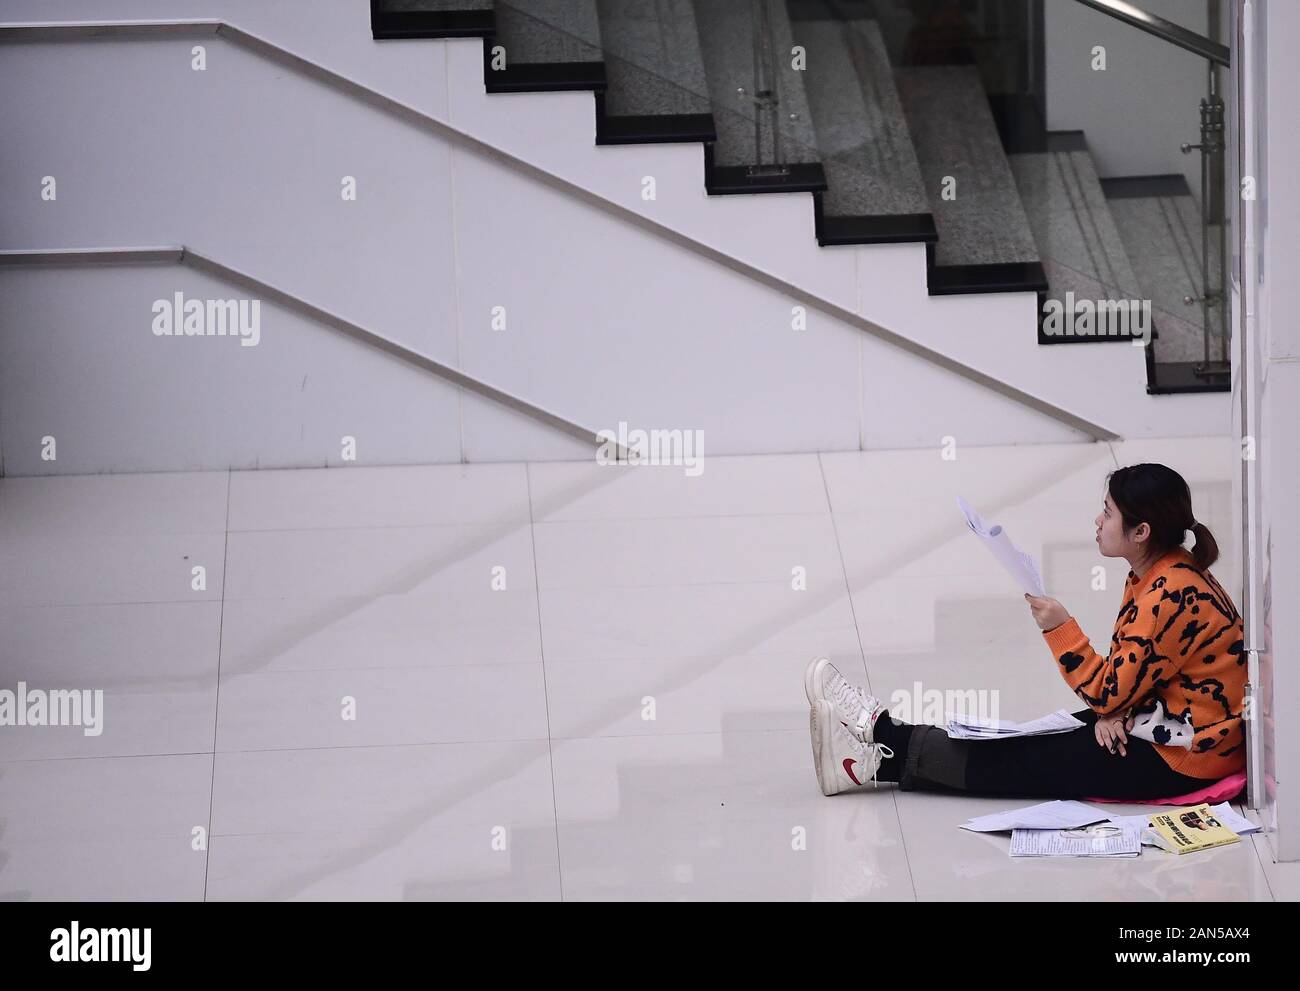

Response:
(876, 708), (1213, 800)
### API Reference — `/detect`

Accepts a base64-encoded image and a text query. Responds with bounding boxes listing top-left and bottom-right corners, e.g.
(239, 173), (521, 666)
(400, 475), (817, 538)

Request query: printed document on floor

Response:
(956, 496), (1046, 596)
(959, 800), (1107, 833)
(1010, 825), (1143, 858)
(946, 708), (1085, 740)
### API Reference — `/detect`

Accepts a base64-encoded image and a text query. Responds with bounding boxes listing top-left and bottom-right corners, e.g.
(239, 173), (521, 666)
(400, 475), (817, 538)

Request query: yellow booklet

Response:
(1148, 804), (1241, 855)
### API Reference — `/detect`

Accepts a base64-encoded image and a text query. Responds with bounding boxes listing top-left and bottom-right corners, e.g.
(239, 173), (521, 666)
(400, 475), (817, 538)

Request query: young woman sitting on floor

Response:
(807, 463), (1247, 800)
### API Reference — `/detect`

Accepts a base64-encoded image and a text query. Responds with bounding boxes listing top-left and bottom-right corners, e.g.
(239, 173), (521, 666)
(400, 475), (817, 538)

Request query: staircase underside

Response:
(369, 0), (1230, 397)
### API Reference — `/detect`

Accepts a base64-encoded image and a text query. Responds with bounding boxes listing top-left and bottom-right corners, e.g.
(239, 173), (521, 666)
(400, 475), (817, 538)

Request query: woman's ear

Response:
(1131, 521), (1151, 545)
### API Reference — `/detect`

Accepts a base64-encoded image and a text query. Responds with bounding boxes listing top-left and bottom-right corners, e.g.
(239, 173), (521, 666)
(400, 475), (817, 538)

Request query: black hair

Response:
(1106, 463), (1220, 570)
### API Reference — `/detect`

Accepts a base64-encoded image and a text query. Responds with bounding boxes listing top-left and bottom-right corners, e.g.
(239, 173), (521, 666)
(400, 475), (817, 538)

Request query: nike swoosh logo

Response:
(842, 757), (863, 786)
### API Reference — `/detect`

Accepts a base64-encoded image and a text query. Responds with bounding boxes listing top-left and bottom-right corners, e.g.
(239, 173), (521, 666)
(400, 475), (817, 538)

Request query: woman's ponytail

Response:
(1189, 520), (1220, 570)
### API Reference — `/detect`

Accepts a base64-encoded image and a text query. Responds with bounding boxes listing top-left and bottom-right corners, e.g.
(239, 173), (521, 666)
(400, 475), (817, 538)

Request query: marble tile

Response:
(206, 741), (559, 900)
(227, 463), (530, 532)
(0, 600), (221, 760)
(527, 454), (829, 522)
(550, 730), (915, 900)
(0, 754), (213, 901)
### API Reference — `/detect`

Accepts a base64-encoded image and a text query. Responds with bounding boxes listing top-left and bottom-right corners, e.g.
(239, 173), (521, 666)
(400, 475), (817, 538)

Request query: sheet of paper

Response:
(957, 496), (1046, 596)
(1104, 803), (1260, 837)
(945, 708), (1086, 740)
(959, 800), (1107, 833)
(1208, 802), (1260, 835)
(1010, 825), (1143, 857)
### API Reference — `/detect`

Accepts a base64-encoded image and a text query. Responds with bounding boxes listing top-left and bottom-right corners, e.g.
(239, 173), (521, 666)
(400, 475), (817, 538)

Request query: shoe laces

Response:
(829, 675), (867, 714)
(866, 743), (895, 788)
(830, 677), (881, 735)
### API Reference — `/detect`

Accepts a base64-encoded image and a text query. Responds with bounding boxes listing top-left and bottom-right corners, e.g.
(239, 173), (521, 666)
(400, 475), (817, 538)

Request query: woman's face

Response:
(1095, 490), (1147, 558)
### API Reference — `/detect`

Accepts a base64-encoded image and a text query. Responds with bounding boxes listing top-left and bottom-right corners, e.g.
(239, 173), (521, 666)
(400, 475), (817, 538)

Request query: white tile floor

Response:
(1, 439), (1296, 900)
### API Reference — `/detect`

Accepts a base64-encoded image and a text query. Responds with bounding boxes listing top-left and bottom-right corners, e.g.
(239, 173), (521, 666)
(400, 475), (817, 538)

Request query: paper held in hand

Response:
(956, 496), (1046, 597)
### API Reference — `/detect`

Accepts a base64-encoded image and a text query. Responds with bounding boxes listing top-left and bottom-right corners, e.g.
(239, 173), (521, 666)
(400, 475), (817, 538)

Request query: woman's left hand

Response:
(1024, 594), (1071, 632)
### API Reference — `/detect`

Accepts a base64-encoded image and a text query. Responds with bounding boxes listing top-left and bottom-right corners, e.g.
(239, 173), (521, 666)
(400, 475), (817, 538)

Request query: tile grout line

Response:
(816, 452), (920, 902)
(525, 462), (565, 901)
(202, 468), (233, 903)
(445, 38), (468, 464)
(1239, 802), (1277, 901)
(0, 724), (825, 769)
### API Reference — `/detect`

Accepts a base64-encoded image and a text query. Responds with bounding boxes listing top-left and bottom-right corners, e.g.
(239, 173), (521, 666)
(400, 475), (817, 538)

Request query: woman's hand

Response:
(1095, 711), (1137, 756)
(1024, 594), (1071, 632)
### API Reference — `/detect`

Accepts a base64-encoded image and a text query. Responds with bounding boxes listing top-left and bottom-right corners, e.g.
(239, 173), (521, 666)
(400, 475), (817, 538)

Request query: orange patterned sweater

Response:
(1042, 547), (1246, 780)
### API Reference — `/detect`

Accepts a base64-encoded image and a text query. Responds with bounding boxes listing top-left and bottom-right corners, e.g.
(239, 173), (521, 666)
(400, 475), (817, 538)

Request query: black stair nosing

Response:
(1035, 288), (1154, 346)
(482, 50), (608, 94)
(1141, 319), (1229, 394)
(1037, 327), (1146, 344)
(1044, 129), (1089, 152)
(1101, 174), (1195, 199)
(370, 2), (495, 40)
(703, 145), (827, 196)
(812, 192), (937, 246)
(594, 94), (716, 146)
(1145, 355), (1231, 395)
(924, 244), (1049, 296)
(1035, 297), (1147, 345)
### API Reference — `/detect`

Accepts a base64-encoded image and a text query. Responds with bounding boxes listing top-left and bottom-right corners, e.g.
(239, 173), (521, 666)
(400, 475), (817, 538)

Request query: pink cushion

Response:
(1084, 769), (1247, 806)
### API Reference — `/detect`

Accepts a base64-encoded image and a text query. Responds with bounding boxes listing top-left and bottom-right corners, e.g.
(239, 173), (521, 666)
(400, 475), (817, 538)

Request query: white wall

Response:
(0, 2), (1231, 475)
(1250, 0), (1300, 862)
(1045, 0), (1210, 195)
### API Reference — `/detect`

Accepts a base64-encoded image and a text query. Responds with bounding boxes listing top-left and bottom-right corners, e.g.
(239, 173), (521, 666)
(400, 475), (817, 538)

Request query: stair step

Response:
(895, 64), (1045, 295)
(484, 0), (606, 93)
(692, 0), (826, 195)
(371, 0), (495, 39)
(594, 0), (715, 145)
(788, 3), (934, 245)
(1009, 132), (1145, 343)
(1102, 173), (1228, 390)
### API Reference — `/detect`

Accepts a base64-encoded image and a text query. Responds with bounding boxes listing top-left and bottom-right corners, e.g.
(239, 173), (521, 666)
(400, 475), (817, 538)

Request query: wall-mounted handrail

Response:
(0, 246), (616, 452)
(0, 17), (1122, 441)
(1071, 0), (1230, 65)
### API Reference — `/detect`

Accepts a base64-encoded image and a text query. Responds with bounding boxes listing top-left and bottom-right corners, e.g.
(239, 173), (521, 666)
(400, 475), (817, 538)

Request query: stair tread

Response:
(379, 0), (493, 9)
(692, 0), (822, 169)
(792, 11), (929, 221)
(895, 64), (1039, 269)
(1103, 177), (1216, 365)
(1009, 142), (1144, 307)
(596, 0), (711, 120)
(493, 0), (603, 65)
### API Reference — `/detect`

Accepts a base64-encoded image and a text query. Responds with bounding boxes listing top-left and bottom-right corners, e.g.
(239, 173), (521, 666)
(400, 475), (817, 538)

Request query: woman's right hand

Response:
(1095, 711), (1136, 756)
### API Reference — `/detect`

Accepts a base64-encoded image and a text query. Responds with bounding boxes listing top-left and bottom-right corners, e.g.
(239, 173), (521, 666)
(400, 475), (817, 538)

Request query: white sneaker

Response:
(803, 657), (889, 744)
(810, 699), (895, 797)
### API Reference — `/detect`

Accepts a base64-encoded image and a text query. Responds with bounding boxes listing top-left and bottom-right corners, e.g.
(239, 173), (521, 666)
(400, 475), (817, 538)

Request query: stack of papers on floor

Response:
(959, 800), (1261, 859)
(959, 800), (1106, 833)
(945, 708), (1085, 740)
(961, 802), (1141, 859)
(1010, 824), (1143, 858)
